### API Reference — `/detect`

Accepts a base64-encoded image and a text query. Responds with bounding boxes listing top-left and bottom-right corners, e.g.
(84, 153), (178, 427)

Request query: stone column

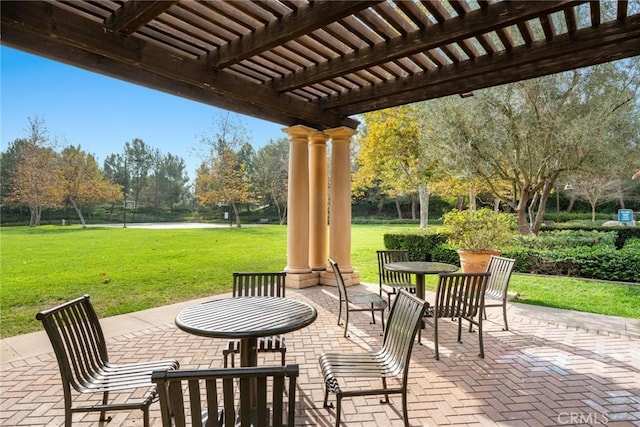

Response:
(326, 127), (356, 273)
(308, 131), (329, 271)
(283, 125), (313, 275)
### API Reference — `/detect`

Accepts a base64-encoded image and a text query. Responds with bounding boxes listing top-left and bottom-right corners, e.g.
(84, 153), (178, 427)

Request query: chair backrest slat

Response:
(381, 290), (428, 377)
(329, 259), (348, 303)
(377, 250), (412, 287)
(485, 256), (516, 300)
(36, 295), (110, 394)
(152, 365), (299, 427)
(436, 272), (490, 318)
(233, 272), (286, 297)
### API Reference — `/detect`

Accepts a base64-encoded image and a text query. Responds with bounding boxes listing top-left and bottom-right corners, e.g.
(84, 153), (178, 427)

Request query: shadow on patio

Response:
(1, 283), (639, 426)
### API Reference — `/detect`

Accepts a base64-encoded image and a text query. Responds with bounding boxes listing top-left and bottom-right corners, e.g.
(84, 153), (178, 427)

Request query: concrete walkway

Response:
(2, 284), (639, 426)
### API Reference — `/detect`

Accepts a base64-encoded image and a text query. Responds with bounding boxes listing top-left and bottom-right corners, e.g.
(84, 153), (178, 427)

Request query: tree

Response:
(354, 105), (435, 227)
(570, 172), (621, 222)
(253, 138), (289, 224)
(59, 145), (122, 227)
(196, 113), (253, 226)
(427, 60), (640, 234)
(6, 117), (63, 226)
(156, 153), (189, 213)
(124, 138), (153, 219)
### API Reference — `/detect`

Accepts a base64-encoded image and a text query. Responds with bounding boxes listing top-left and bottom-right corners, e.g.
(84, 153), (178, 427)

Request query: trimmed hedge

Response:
(384, 230), (640, 283)
(383, 232), (446, 261)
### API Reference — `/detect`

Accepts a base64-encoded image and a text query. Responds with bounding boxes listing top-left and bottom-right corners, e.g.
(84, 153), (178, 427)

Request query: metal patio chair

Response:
(319, 290), (428, 427)
(36, 294), (179, 427)
(329, 258), (387, 338)
(151, 364), (299, 427)
(423, 272), (490, 360)
(222, 272), (287, 367)
(484, 255), (516, 330)
(376, 249), (415, 306)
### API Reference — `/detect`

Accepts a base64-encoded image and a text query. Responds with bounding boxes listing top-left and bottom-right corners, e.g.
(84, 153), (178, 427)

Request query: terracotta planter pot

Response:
(457, 249), (502, 273)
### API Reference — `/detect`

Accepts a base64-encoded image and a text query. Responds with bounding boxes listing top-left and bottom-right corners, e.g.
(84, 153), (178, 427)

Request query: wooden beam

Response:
(274, 1), (585, 91)
(211, 1), (380, 68)
(0, 1), (357, 130)
(2, 22), (362, 132)
(104, 1), (178, 35)
(325, 15), (640, 114)
(0, 24), (324, 129)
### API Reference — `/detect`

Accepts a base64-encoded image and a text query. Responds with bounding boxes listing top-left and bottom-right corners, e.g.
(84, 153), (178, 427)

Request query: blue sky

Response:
(1, 46), (287, 180)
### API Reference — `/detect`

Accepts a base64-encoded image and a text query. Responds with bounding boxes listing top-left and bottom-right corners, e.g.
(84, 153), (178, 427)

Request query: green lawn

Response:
(1, 224), (638, 338)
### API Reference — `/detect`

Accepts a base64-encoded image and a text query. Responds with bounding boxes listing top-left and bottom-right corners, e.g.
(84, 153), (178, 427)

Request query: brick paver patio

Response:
(1, 283), (639, 426)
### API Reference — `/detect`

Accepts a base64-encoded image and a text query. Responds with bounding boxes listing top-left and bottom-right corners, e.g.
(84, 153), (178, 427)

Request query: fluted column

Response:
(283, 125), (313, 274)
(326, 127), (356, 273)
(308, 131), (329, 271)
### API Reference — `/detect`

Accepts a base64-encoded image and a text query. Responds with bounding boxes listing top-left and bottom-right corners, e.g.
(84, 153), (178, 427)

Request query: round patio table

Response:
(384, 261), (458, 300)
(176, 296), (317, 368)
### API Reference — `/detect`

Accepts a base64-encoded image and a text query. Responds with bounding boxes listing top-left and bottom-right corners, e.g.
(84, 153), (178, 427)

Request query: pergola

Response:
(2, 0), (639, 286)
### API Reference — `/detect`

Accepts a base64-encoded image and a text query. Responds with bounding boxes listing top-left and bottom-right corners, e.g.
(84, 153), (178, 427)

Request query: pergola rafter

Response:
(1, 0), (639, 130)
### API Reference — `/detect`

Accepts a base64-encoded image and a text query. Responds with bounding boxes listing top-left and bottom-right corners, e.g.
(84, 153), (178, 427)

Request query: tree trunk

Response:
(70, 198), (87, 228)
(107, 202), (114, 222)
(616, 180), (626, 209)
(411, 195), (417, 219)
(281, 203), (288, 225)
(395, 200), (403, 219)
(232, 202), (242, 227)
(419, 184), (429, 229)
(514, 190), (533, 235)
(566, 195), (577, 213)
(30, 205), (42, 226)
(530, 181), (553, 234)
(469, 187), (477, 211)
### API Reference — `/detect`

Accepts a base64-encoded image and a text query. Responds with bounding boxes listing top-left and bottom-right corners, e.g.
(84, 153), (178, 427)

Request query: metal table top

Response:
(175, 297), (318, 339)
(384, 261), (458, 275)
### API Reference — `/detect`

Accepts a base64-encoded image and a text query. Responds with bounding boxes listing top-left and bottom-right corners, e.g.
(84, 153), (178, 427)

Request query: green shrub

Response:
(383, 232), (446, 261)
(430, 244), (459, 265)
(515, 229), (617, 250)
(385, 227), (639, 283)
(441, 208), (517, 252)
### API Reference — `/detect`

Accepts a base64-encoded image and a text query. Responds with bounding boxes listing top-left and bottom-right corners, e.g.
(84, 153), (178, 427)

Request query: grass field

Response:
(1, 224), (638, 337)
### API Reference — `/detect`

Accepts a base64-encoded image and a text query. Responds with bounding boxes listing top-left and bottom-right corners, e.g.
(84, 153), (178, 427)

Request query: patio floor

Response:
(1, 283), (639, 426)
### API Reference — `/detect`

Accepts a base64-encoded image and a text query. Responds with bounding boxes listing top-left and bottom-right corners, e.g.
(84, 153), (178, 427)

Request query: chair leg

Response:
(223, 353), (229, 368)
(335, 395), (342, 427)
(381, 377), (390, 403)
(380, 309), (385, 335)
(100, 391), (110, 422)
(402, 390), (409, 427)
(502, 303), (509, 331)
(323, 386), (330, 408)
(434, 317), (440, 360)
(344, 309), (350, 338)
(65, 403), (72, 427)
(478, 317), (484, 358)
(142, 405), (150, 427)
(370, 303), (376, 325)
(280, 350), (286, 366)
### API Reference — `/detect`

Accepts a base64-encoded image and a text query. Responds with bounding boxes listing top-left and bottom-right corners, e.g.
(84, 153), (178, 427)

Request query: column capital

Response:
(324, 126), (357, 141)
(283, 125), (317, 139)
(308, 131), (328, 146)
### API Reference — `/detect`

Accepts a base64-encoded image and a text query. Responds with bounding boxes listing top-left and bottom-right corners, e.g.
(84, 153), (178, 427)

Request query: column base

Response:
(285, 272), (320, 289)
(320, 270), (360, 287)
